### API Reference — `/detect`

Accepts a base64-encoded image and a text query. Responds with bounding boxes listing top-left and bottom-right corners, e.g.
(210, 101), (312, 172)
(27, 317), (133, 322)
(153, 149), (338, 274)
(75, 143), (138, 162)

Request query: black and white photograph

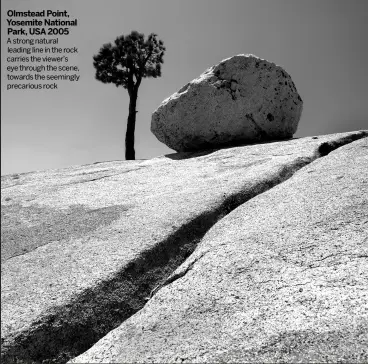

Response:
(1, 0), (367, 362)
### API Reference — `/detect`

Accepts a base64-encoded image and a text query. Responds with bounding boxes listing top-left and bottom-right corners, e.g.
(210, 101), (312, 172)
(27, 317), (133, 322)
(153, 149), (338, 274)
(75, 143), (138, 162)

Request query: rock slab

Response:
(151, 54), (303, 151)
(1, 131), (366, 363)
(72, 136), (368, 363)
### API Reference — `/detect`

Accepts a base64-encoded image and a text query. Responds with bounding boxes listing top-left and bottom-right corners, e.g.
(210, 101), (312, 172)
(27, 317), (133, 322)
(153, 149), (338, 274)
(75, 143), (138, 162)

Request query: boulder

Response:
(72, 135), (368, 363)
(1, 131), (366, 363)
(151, 54), (303, 151)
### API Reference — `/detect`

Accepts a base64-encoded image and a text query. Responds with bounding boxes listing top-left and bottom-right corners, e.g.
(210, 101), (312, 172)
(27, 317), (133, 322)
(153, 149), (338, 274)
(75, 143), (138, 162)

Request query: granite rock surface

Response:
(72, 136), (368, 363)
(1, 131), (366, 363)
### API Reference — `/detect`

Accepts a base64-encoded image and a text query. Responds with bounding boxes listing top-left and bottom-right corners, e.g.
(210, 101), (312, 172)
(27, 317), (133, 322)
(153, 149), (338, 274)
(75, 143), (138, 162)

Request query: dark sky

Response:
(1, 0), (367, 175)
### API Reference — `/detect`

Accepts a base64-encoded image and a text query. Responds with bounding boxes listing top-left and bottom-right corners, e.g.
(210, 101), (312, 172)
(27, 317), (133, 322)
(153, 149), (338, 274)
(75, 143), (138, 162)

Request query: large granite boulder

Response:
(151, 54), (303, 151)
(1, 131), (366, 363)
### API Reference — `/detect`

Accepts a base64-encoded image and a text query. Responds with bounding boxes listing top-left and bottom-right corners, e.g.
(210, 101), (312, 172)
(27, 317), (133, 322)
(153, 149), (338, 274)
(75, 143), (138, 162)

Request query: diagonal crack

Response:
(276, 281), (312, 290)
(148, 251), (208, 300)
(65, 170), (142, 185)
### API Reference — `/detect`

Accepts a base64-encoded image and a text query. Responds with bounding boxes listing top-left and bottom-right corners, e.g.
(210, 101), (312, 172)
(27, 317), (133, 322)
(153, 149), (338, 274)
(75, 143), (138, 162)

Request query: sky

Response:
(1, 0), (367, 176)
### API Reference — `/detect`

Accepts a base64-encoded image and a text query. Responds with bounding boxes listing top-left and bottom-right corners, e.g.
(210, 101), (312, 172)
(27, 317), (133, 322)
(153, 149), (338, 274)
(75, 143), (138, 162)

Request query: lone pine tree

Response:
(93, 31), (165, 160)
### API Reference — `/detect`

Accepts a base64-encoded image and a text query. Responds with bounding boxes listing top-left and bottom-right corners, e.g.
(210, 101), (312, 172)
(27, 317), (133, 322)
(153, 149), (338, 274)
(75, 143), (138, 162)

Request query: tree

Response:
(93, 31), (165, 160)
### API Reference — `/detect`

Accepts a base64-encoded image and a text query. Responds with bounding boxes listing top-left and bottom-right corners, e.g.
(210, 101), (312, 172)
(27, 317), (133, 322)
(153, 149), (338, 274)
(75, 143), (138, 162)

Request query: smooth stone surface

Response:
(1, 131), (366, 363)
(71, 137), (368, 363)
(151, 54), (303, 151)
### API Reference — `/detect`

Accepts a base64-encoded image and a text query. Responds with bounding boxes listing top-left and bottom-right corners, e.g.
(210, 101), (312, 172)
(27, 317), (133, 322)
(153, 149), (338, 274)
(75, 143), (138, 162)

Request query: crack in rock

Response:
(148, 251), (208, 300)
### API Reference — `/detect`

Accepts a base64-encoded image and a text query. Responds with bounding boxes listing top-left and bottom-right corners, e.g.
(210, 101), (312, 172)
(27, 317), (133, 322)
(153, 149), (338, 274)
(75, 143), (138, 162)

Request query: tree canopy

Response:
(93, 30), (165, 94)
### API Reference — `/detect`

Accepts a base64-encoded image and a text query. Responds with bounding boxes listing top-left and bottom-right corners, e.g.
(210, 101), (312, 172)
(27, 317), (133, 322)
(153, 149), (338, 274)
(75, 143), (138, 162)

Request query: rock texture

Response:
(1, 131), (367, 364)
(151, 54), (303, 151)
(72, 136), (368, 363)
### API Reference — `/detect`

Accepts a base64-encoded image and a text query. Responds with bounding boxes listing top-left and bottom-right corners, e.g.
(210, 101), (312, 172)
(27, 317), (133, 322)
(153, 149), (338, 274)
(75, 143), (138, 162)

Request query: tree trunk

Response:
(125, 90), (137, 160)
